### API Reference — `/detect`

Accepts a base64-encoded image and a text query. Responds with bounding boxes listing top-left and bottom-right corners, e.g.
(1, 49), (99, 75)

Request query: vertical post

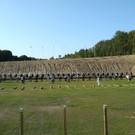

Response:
(20, 108), (23, 135)
(103, 105), (108, 135)
(63, 105), (67, 135)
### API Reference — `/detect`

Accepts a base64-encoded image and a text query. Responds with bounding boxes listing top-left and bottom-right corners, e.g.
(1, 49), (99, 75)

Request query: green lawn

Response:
(0, 78), (135, 135)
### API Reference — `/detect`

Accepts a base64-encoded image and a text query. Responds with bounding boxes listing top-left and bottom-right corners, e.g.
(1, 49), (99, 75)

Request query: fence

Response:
(19, 105), (108, 135)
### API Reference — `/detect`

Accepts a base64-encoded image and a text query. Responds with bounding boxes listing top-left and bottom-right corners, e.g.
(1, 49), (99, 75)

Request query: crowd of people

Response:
(0, 71), (133, 85)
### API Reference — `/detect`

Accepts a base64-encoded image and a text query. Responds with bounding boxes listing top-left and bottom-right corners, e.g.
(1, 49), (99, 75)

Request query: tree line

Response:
(0, 50), (36, 62)
(63, 30), (135, 58)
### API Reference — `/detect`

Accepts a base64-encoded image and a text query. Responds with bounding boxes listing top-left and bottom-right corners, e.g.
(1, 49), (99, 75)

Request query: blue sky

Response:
(0, 0), (135, 59)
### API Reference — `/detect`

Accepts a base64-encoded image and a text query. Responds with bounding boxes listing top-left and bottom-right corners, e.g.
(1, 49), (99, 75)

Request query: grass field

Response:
(0, 78), (135, 135)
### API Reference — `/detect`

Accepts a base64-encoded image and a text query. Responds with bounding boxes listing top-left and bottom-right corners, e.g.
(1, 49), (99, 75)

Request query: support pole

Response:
(63, 105), (67, 135)
(103, 105), (108, 135)
(20, 108), (23, 135)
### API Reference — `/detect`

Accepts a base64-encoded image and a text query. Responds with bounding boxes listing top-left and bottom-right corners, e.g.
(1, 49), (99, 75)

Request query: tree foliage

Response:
(63, 30), (135, 59)
(0, 50), (36, 62)
(0, 50), (13, 61)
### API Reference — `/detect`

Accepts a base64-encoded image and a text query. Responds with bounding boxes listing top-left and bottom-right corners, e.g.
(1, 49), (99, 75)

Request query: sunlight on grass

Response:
(0, 78), (135, 135)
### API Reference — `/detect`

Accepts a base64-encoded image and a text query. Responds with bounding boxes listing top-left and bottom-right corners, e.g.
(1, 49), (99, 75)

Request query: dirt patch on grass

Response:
(0, 109), (15, 120)
(125, 116), (135, 119)
(30, 106), (62, 114)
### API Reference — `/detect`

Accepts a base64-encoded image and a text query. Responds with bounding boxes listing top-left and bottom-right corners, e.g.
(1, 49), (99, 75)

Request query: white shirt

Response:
(126, 75), (129, 79)
(21, 77), (23, 81)
(97, 77), (100, 81)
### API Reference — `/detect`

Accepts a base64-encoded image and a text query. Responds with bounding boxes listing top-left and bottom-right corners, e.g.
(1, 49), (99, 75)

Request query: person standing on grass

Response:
(57, 72), (60, 78)
(92, 72), (95, 78)
(21, 76), (24, 83)
(23, 76), (25, 83)
(3, 73), (7, 82)
(59, 75), (62, 81)
(97, 75), (100, 86)
(126, 74), (129, 81)
(25, 73), (28, 78)
(64, 75), (67, 81)
(14, 73), (17, 81)
(102, 71), (104, 77)
(88, 72), (91, 80)
(16, 74), (19, 82)
(9, 73), (12, 81)
(47, 75), (50, 83)
(126, 74), (131, 81)
(131, 71), (133, 78)
(120, 72), (123, 80)
(68, 73), (70, 82)
(47, 72), (50, 83)
(35, 73), (39, 82)
(68, 75), (70, 82)
(76, 74), (79, 81)
(105, 72), (108, 80)
(82, 72), (85, 81)
(51, 74), (55, 83)
(62, 72), (65, 79)
(111, 72), (114, 76)
(41, 73), (44, 82)
(72, 72), (75, 80)
(20, 73), (23, 78)
(114, 73), (118, 80)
